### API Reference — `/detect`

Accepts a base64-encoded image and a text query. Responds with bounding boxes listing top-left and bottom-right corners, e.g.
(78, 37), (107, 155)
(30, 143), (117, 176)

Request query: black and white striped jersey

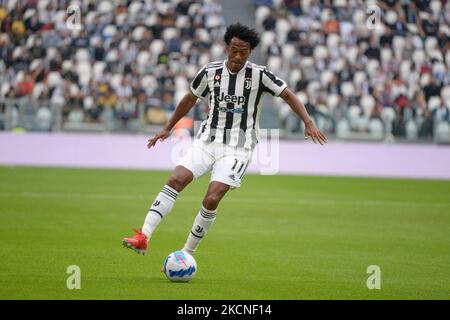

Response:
(190, 60), (287, 149)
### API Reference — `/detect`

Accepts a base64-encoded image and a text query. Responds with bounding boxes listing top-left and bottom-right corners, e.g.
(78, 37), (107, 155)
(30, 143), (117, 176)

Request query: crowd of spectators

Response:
(1, 0), (449, 142)
(255, 0), (450, 141)
(0, 0), (226, 131)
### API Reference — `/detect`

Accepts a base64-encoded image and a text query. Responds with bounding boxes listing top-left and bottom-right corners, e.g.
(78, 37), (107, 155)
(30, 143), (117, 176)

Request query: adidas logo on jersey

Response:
(216, 92), (246, 105)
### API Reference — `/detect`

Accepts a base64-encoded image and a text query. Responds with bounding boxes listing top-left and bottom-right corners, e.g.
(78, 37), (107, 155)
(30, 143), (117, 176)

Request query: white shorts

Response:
(177, 139), (253, 188)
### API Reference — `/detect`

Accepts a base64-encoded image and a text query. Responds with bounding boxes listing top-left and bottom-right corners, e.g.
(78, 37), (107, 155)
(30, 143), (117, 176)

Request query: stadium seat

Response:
(381, 48), (392, 63)
(326, 94), (340, 111)
(145, 14), (158, 27)
(29, 59), (42, 72)
(83, 96), (94, 110)
(399, 60), (411, 80)
(430, 0), (442, 13)
(289, 69), (302, 85)
(195, 28), (211, 43)
(110, 74), (123, 90)
(434, 121), (450, 143)
(86, 12), (98, 26)
(336, 119), (351, 138)
(428, 96), (441, 112)
(282, 44), (296, 61)
(106, 49), (119, 63)
(352, 9), (365, 26)
(132, 26), (146, 41)
(75, 49), (90, 63)
(393, 36), (406, 55)
(314, 45), (328, 61)
(267, 56), (282, 71)
(129, 1), (142, 16)
(425, 37), (438, 53)
(141, 75), (157, 89)
(326, 34), (340, 50)
(353, 71), (366, 87)
(163, 28), (178, 41)
(176, 15), (190, 29)
(47, 71), (62, 89)
(381, 107), (396, 134)
(137, 50), (151, 67)
(261, 31), (276, 53)
(412, 49), (426, 66)
(92, 61), (106, 80)
(31, 83), (46, 100)
(434, 62), (446, 76)
(334, 0), (347, 7)
(301, 57), (315, 69)
(428, 49), (443, 62)
(368, 118), (384, 139)
(98, 0), (113, 14)
(420, 73), (431, 87)
(255, 6), (271, 28)
(341, 82), (355, 98)
(366, 59), (380, 75)
(405, 120), (418, 140)
(150, 39), (165, 57)
(275, 19), (290, 43)
(307, 81), (321, 97)
(186, 2), (200, 16)
(1, 83), (10, 99)
(68, 109), (85, 124)
(103, 25), (117, 38)
(360, 95), (375, 117)
(210, 43), (224, 61)
(77, 62), (92, 87)
(348, 105), (362, 130)
(320, 70), (334, 86)
(296, 92), (308, 105)
(441, 86), (450, 101)
(356, 115), (370, 134)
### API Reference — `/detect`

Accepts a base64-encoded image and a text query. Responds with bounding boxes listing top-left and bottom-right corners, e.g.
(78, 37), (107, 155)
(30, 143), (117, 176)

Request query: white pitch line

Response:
(0, 191), (448, 208)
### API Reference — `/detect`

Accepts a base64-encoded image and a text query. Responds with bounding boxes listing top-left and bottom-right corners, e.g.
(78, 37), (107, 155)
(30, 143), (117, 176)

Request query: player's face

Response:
(226, 37), (251, 73)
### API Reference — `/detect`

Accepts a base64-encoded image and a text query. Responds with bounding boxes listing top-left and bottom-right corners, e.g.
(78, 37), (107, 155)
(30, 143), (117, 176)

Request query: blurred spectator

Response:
(146, 101), (168, 125)
(432, 97), (450, 123)
(0, 0), (225, 131)
(255, 0), (450, 141)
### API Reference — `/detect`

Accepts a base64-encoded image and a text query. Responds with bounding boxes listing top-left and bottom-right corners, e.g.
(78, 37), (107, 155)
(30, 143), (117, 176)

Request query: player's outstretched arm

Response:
(279, 88), (327, 145)
(147, 91), (198, 149)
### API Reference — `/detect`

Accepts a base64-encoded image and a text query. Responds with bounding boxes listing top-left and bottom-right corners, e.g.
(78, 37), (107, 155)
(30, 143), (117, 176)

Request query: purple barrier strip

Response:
(1, 132), (450, 180)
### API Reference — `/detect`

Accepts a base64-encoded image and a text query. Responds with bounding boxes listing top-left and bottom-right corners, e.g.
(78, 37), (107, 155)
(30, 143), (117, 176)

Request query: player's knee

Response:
(202, 193), (222, 211)
(167, 171), (192, 192)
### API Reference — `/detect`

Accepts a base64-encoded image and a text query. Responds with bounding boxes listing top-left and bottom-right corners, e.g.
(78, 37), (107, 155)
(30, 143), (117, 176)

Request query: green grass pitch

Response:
(0, 166), (449, 299)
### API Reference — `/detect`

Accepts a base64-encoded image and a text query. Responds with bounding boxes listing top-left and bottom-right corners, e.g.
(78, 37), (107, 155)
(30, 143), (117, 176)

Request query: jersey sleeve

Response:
(190, 65), (209, 99)
(261, 68), (288, 97)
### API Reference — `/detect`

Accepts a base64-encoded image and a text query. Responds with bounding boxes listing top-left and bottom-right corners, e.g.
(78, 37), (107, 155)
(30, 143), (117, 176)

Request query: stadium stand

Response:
(0, 0), (226, 134)
(254, 0), (450, 142)
(0, 0), (449, 144)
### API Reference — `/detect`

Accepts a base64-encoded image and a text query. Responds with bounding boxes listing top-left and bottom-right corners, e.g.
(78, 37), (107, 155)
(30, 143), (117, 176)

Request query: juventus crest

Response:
(244, 78), (252, 90)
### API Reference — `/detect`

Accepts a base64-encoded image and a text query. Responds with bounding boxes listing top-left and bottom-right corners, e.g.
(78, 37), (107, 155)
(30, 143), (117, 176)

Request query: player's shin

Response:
(182, 206), (217, 254)
(142, 185), (179, 239)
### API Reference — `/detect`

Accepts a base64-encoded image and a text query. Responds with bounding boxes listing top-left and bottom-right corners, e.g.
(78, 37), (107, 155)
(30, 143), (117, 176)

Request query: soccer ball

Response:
(163, 250), (197, 282)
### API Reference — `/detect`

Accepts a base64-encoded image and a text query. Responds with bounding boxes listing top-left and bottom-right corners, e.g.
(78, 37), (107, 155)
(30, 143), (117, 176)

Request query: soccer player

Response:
(122, 23), (327, 255)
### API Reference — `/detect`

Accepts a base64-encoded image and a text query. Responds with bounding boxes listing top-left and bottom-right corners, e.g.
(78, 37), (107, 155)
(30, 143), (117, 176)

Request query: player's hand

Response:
(304, 120), (327, 145)
(147, 128), (171, 149)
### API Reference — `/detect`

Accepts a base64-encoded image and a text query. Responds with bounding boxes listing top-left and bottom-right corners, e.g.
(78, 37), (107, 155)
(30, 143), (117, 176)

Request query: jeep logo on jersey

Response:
(216, 92), (246, 105)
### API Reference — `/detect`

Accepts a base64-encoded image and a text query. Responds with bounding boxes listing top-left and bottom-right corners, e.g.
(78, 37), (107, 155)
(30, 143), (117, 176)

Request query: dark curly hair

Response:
(223, 23), (260, 50)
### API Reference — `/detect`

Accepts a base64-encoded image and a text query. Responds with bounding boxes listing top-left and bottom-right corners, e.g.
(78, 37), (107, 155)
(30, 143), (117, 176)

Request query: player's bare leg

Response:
(122, 166), (193, 254)
(182, 181), (230, 254)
